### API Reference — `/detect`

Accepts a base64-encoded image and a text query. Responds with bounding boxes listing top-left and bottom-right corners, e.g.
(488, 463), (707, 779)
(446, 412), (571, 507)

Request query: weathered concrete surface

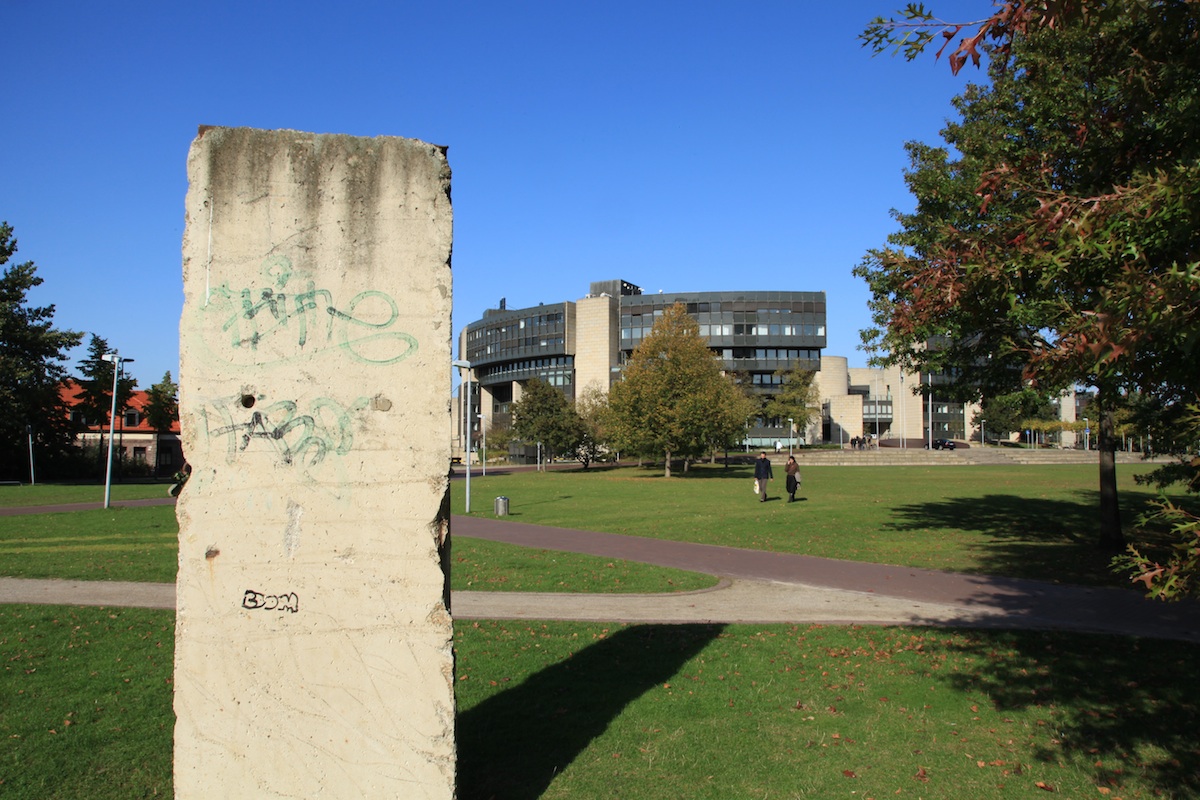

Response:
(175, 127), (454, 798)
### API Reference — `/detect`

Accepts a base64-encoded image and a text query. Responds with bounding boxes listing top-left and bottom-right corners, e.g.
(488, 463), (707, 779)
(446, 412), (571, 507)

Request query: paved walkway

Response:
(3, 503), (1200, 642)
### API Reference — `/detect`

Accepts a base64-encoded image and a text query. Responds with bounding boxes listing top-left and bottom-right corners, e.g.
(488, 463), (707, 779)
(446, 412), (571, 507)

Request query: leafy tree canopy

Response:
(0, 222), (83, 480)
(856, 2), (1200, 550)
(765, 362), (820, 439)
(973, 388), (1060, 439)
(510, 377), (585, 466)
(608, 304), (753, 476)
(73, 334), (138, 428)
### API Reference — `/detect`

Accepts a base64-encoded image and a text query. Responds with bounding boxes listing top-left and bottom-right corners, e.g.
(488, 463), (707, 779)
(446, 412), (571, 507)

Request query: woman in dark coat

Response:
(784, 455), (800, 503)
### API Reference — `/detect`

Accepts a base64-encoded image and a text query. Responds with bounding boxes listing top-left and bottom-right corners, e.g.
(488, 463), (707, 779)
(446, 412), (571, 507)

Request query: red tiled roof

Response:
(59, 382), (180, 434)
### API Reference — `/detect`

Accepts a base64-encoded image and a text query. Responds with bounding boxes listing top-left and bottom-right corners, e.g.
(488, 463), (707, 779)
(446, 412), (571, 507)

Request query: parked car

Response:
(932, 438), (956, 451)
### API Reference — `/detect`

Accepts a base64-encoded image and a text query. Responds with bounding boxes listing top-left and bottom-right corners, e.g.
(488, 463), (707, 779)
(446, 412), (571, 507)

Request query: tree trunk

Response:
(1096, 384), (1125, 550)
(664, 449), (672, 478)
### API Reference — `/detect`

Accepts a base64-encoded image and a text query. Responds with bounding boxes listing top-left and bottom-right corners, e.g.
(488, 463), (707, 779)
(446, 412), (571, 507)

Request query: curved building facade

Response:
(458, 279), (827, 449)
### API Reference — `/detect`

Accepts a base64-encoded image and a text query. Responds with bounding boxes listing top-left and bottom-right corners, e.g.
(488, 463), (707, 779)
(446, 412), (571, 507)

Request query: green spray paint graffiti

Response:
(203, 255), (418, 365)
(202, 394), (370, 468)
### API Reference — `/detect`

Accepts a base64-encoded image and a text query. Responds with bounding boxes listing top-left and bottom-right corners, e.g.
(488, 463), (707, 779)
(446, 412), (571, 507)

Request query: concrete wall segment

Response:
(176, 127), (454, 798)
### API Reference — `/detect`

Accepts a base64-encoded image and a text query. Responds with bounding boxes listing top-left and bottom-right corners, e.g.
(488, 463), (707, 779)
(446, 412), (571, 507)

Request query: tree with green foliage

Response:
(608, 304), (752, 477)
(143, 371), (179, 476)
(511, 377), (585, 468)
(73, 334), (138, 428)
(973, 388), (1060, 443)
(72, 334), (138, 472)
(856, 1), (1200, 551)
(0, 222), (84, 481)
(764, 362), (819, 443)
(572, 383), (611, 469)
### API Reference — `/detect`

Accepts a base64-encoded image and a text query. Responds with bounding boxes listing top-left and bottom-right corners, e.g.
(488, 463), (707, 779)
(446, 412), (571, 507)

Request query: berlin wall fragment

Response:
(174, 127), (454, 798)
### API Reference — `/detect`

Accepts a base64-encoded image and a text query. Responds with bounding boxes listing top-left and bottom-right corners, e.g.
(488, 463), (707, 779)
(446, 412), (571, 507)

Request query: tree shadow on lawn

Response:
(457, 623), (724, 800)
(880, 488), (1163, 586)
(932, 629), (1200, 797)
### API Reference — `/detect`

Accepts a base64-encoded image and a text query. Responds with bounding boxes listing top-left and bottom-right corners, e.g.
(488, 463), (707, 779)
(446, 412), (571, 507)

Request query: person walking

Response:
(784, 455), (800, 503)
(754, 451), (773, 502)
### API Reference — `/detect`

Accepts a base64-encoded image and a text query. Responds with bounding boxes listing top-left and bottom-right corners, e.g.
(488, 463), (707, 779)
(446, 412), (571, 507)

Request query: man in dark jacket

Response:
(754, 452), (773, 503)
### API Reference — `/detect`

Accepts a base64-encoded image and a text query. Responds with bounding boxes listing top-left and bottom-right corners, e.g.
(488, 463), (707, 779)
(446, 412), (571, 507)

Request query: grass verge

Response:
(0, 484), (172, 508)
(453, 462), (1188, 587)
(0, 505), (716, 594)
(3, 605), (1198, 799)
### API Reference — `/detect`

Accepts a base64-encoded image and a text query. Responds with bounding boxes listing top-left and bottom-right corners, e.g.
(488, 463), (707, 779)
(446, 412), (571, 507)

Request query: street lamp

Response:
(787, 417), (793, 457)
(101, 353), (133, 509)
(452, 359), (472, 513)
(478, 413), (487, 477)
(873, 374), (880, 447)
(1084, 416), (1090, 452)
(981, 419), (986, 448)
(26, 425), (35, 485)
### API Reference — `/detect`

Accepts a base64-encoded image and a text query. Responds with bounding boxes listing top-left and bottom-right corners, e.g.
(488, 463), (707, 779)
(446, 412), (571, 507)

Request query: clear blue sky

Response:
(3, 1), (985, 389)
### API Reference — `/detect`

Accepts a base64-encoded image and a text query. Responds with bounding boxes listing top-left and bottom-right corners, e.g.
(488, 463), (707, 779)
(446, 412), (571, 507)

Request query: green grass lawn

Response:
(3, 464), (1199, 798)
(3, 605), (1197, 799)
(0, 505), (716, 593)
(453, 462), (1185, 587)
(0, 483), (172, 508)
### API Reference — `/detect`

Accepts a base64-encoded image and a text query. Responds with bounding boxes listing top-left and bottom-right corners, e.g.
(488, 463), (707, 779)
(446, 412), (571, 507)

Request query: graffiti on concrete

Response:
(202, 394), (369, 467)
(242, 589), (299, 613)
(203, 255), (418, 365)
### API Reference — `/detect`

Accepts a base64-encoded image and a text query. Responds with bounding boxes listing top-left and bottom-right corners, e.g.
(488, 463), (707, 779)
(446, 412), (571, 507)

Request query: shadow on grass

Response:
(880, 489), (1164, 586)
(934, 629), (1200, 797)
(457, 623), (724, 799)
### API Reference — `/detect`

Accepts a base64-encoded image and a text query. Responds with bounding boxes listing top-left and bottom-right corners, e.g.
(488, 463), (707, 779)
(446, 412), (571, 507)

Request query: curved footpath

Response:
(2, 500), (1200, 642)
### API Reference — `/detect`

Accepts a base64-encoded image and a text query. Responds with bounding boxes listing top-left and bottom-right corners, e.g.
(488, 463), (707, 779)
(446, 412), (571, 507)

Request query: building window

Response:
(124, 411), (140, 427)
(133, 447), (147, 463)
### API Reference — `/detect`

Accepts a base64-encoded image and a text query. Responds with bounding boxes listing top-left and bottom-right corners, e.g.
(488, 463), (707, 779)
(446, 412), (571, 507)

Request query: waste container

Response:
(494, 496), (509, 516)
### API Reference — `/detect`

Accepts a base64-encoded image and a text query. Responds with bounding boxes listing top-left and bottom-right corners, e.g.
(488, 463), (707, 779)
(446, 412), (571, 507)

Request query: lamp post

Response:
(1084, 416), (1090, 452)
(26, 425), (35, 485)
(452, 359), (472, 513)
(787, 417), (793, 457)
(981, 419), (986, 448)
(926, 371), (934, 450)
(101, 353), (133, 509)
(478, 413), (487, 477)
(873, 374), (880, 447)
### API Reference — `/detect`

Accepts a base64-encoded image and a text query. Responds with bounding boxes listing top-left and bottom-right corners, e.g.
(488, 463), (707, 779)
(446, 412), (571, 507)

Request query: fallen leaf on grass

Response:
(914, 767), (929, 782)
(842, 770), (857, 778)
(1035, 781), (1056, 791)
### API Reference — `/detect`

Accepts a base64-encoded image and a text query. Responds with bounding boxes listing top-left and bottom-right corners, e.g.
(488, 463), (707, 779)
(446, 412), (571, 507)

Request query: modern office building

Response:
(457, 279), (827, 449)
(454, 278), (1077, 455)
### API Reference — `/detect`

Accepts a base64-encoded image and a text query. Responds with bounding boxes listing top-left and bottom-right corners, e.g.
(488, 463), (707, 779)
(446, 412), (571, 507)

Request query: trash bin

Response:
(494, 496), (509, 516)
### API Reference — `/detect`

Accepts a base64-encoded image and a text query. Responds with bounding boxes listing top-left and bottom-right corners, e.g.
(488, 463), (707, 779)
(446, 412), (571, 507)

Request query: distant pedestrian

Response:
(775, 440), (782, 454)
(784, 455), (800, 503)
(754, 451), (773, 502)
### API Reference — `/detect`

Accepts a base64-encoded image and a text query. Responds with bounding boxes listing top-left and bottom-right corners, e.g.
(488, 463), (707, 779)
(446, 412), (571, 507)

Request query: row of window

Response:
(466, 312), (566, 341)
(71, 410), (141, 427)
(723, 348), (821, 362)
(478, 336), (566, 353)
(478, 356), (574, 381)
(624, 300), (826, 315)
(621, 323), (825, 341)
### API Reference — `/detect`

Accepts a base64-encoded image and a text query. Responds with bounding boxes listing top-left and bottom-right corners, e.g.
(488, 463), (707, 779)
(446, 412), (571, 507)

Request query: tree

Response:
(510, 378), (585, 467)
(973, 388), (1059, 442)
(143, 371), (179, 476)
(764, 362), (820, 444)
(73, 334), (138, 471)
(608, 303), (752, 477)
(572, 383), (611, 469)
(0, 222), (83, 481)
(855, 2), (1200, 550)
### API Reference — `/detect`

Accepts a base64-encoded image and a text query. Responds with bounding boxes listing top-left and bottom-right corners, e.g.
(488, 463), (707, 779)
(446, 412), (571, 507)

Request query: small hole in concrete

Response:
(241, 395), (255, 408)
